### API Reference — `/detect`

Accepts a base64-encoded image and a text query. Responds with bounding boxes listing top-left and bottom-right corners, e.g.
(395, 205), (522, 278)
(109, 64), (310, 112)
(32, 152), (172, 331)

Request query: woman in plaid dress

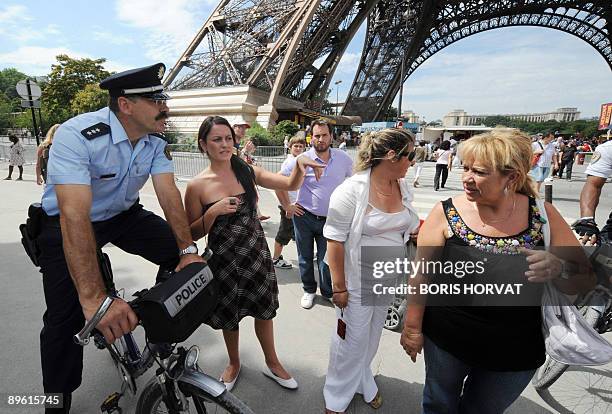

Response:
(185, 116), (324, 392)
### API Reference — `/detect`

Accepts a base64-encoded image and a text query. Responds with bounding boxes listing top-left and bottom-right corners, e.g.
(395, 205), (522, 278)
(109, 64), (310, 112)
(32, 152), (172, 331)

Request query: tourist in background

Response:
(273, 135), (307, 269)
(36, 124), (60, 185)
(412, 141), (427, 187)
(401, 129), (593, 414)
(323, 128), (419, 413)
(433, 140), (452, 191)
(5, 134), (25, 181)
(185, 115), (324, 392)
(557, 140), (577, 181)
(530, 131), (558, 192)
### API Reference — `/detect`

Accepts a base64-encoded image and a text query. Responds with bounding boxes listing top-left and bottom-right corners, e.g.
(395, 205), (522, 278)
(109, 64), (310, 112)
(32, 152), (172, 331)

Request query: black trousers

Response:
(434, 164), (449, 190)
(557, 158), (574, 179)
(37, 204), (179, 395)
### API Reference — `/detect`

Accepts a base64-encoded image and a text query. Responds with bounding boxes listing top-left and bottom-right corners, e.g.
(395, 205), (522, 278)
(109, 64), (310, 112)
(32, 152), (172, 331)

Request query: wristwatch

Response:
(179, 243), (198, 256)
(558, 260), (571, 280)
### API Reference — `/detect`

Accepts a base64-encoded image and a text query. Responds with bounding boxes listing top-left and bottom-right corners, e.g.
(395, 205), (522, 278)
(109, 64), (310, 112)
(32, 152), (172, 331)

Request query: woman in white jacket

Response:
(323, 128), (420, 413)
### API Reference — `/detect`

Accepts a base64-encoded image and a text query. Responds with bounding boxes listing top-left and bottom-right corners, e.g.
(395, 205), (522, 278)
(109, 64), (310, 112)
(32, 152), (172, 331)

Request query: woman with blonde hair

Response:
(401, 128), (594, 413)
(36, 124), (60, 185)
(323, 128), (420, 413)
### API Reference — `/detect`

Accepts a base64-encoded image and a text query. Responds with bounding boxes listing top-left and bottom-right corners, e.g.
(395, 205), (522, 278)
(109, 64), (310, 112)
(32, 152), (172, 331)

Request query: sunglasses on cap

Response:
(139, 97), (167, 106)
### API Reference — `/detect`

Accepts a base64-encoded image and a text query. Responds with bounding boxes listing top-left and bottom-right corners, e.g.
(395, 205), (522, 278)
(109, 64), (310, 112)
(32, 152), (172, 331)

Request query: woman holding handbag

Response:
(401, 129), (595, 414)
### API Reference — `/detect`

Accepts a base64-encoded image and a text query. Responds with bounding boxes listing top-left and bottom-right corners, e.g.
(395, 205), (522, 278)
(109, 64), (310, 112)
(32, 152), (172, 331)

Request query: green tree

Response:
(71, 84), (108, 114)
(0, 68), (29, 111)
(245, 122), (273, 145)
(384, 106), (398, 121)
(272, 120), (300, 143)
(42, 55), (111, 123)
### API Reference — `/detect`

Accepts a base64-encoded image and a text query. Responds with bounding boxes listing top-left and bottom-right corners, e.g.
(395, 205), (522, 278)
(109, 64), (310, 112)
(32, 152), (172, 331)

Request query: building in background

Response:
(400, 110), (421, 124)
(443, 108), (581, 127)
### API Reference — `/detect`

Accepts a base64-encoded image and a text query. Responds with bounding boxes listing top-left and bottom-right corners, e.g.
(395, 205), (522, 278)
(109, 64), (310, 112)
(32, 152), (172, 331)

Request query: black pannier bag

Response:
(132, 262), (218, 344)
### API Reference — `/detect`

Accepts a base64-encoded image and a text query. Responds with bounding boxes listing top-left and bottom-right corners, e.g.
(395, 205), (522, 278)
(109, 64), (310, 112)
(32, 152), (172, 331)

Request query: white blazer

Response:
(323, 169), (420, 292)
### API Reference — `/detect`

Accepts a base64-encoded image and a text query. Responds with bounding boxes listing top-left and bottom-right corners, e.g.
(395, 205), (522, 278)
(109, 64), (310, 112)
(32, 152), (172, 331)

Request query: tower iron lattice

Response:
(165, 1), (612, 123)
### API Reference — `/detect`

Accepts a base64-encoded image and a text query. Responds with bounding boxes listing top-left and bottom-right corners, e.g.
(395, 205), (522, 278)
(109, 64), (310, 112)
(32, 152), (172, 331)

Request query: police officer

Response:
(38, 63), (203, 413)
(574, 138), (612, 245)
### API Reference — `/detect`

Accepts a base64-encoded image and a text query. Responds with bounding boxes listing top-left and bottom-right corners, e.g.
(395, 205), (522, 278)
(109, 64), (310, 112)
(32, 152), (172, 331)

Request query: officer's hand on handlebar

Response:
(571, 218), (600, 246)
(82, 296), (138, 344)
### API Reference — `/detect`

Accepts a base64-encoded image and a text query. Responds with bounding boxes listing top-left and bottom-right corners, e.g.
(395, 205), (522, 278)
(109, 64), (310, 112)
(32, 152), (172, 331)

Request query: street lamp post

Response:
(334, 80), (342, 116)
(398, 8), (414, 124)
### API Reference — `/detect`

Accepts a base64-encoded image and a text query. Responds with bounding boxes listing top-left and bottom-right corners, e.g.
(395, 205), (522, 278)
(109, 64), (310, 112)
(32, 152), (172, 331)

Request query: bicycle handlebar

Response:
(74, 296), (117, 346)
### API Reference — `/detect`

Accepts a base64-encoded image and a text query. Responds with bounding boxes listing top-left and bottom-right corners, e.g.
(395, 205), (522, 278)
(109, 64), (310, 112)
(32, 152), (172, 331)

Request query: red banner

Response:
(599, 103), (612, 130)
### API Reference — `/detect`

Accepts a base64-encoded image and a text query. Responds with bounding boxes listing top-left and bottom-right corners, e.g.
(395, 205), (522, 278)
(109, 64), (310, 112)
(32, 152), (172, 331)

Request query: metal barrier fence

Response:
(0, 143), (38, 165)
(168, 145), (358, 178)
(0, 143), (359, 178)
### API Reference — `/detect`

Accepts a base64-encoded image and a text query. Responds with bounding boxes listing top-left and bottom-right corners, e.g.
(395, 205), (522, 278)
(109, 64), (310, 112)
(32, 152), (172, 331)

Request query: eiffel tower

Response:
(165, 0), (611, 129)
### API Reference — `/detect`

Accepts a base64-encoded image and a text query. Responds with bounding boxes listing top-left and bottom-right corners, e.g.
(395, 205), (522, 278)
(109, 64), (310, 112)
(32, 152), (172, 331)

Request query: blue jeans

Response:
(293, 212), (332, 298)
(422, 336), (535, 414)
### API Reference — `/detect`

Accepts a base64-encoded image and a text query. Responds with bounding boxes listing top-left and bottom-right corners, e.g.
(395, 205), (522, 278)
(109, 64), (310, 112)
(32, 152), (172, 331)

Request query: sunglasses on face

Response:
(396, 141), (416, 161)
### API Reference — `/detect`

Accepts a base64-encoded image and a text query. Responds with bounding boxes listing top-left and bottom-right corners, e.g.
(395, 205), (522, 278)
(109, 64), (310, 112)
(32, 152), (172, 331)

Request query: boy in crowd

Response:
(273, 136), (306, 268)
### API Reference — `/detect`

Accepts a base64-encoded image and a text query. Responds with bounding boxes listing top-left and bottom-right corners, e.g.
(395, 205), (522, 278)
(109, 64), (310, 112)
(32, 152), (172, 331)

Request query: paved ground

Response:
(0, 160), (610, 414)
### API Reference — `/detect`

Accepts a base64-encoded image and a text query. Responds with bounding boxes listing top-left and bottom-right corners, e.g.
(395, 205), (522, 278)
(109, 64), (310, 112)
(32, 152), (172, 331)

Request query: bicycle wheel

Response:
(532, 305), (601, 390)
(136, 377), (254, 414)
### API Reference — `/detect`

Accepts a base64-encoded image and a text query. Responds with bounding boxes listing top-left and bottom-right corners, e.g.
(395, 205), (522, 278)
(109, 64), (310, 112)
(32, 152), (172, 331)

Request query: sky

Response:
(1, 1), (611, 121)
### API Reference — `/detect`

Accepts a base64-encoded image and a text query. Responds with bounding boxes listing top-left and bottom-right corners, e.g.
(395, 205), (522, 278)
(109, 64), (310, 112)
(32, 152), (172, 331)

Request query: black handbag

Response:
(132, 262), (218, 344)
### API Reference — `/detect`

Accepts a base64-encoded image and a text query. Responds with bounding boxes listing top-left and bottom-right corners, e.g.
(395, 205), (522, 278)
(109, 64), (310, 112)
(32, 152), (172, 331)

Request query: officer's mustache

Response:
(155, 111), (169, 121)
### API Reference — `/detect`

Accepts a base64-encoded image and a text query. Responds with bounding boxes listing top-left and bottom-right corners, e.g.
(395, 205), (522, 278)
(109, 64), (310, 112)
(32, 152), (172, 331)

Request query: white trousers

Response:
(413, 162), (424, 181)
(323, 292), (391, 412)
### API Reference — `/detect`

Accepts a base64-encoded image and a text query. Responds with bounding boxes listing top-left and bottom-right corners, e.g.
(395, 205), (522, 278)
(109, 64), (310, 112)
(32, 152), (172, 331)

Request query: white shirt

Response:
(532, 140), (556, 167)
(585, 140), (612, 179)
(323, 169), (419, 292)
(435, 149), (452, 165)
(279, 154), (298, 203)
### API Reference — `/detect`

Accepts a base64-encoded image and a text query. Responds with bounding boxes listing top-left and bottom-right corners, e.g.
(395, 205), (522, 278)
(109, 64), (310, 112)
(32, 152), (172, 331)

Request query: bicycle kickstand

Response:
(100, 392), (123, 414)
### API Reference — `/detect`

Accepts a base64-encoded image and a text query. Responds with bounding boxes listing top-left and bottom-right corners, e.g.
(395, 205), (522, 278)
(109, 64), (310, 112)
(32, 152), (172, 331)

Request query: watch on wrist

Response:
(179, 242), (198, 256)
(558, 260), (571, 280)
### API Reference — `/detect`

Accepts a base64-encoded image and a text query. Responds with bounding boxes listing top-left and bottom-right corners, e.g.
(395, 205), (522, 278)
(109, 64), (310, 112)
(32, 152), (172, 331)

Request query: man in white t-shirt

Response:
(530, 131), (558, 192)
(273, 136), (306, 269)
(574, 138), (612, 245)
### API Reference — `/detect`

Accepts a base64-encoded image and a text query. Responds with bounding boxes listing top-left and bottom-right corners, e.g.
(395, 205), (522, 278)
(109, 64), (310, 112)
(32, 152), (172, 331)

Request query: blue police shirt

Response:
(42, 107), (174, 222)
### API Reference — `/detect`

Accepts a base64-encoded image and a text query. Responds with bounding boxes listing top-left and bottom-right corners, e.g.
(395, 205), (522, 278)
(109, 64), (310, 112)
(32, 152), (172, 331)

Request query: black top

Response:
(561, 146), (578, 161)
(422, 197), (546, 371)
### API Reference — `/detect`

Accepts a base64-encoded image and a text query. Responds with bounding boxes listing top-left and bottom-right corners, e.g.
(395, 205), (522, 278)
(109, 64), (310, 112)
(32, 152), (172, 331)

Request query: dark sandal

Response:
(368, 392), (383, 409)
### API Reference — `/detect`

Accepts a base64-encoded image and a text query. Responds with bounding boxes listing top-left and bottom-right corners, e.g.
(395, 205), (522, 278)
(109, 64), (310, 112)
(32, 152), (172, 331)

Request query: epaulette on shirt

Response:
(150, 132), (168, 142)
(81, 122), (110, 140)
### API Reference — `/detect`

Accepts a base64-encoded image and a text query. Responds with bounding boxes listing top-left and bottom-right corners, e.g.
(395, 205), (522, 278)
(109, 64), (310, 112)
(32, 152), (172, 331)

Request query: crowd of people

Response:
(14, 62), (610, 414)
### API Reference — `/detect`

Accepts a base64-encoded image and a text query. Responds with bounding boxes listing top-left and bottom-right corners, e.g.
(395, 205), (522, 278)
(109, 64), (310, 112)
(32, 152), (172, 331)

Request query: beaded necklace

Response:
(445, 198), (546, 255)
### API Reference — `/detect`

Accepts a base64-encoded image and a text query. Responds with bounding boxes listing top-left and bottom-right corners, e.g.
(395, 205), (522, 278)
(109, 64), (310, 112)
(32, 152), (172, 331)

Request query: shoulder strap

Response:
(81, 122), (110, 140)
(535, 198), (550, 248)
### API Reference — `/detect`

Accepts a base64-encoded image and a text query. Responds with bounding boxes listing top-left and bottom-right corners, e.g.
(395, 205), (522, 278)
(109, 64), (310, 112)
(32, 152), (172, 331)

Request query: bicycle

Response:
(74, 249), (255, 414)
(532, 244), (612, 390)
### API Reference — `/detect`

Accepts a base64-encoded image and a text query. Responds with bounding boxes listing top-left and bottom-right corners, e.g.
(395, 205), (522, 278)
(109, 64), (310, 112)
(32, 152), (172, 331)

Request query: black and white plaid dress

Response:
(203, 193), (279, 330)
